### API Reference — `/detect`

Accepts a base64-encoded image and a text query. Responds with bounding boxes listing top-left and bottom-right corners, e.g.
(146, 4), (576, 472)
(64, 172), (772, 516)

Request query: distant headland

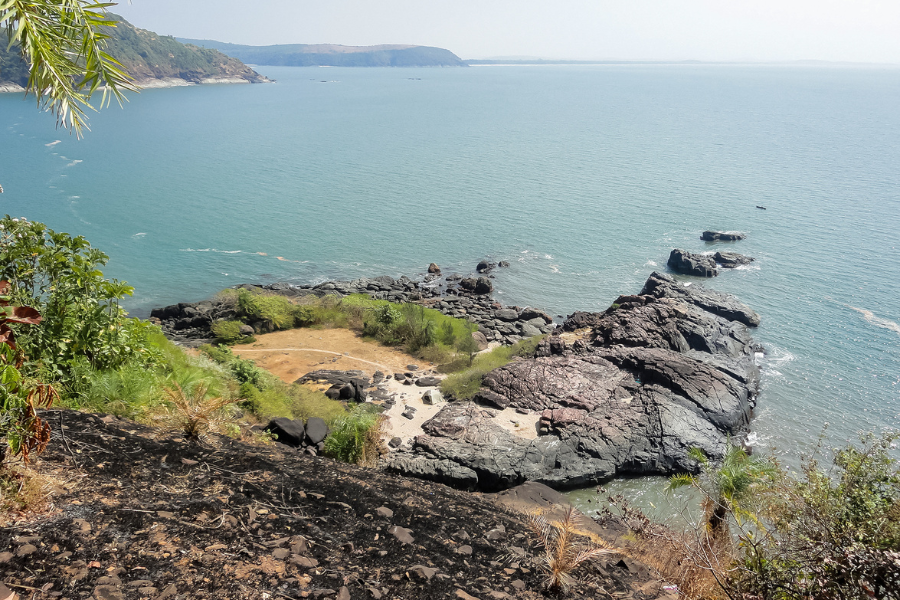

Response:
(177, 39), (467, 68)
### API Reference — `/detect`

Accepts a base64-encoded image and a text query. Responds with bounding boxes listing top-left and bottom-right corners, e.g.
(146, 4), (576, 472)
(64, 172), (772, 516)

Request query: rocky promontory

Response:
(151, 265), (555, 347)
(384, 272), (761, 491)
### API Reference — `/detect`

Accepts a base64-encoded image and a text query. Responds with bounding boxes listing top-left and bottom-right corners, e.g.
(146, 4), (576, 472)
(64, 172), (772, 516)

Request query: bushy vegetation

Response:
(323, 404), (385, 466)
(440, 335), (544, 399)
(601, 432), (900, 600)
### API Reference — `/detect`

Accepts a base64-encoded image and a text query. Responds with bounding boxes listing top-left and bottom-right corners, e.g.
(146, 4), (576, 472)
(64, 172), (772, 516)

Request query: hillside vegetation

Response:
(0, 15), (268, 87)
(177, 39), (467, 67)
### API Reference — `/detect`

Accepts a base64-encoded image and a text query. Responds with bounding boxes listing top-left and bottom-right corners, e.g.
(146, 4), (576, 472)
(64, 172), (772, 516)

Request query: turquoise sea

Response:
(2, 64), (899, 513)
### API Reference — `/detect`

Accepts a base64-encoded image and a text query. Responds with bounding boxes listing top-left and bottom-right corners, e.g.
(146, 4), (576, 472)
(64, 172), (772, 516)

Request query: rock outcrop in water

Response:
(667, 248), (718, 277)
(384, 272), (761, 491)
(701, 230), (746, 242)
(714, 251), (754, 268)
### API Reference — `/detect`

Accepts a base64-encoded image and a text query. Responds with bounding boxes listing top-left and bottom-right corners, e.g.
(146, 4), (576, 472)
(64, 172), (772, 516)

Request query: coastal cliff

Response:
(0, 15), (270, 91)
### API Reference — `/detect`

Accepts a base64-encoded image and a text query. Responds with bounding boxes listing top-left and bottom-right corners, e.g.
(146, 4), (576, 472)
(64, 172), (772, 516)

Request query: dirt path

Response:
(231, 328), (425, 383)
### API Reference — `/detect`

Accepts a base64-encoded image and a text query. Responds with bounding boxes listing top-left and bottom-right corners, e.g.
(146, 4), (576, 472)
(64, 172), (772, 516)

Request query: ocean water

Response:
(2, 65), (898, 509)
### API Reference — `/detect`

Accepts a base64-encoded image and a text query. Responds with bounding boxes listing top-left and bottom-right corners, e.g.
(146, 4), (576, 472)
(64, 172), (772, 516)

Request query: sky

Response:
(112, 0), (900, 63)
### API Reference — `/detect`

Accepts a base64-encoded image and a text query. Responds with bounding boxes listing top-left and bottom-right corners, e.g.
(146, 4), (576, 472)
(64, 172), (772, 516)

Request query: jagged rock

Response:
(641, 271), (760, 327)
(519, 308), (553, 324)
(265, 418), (306, 447)
(701, 231), (746, 241)
(668, 249), (718, 277)
(498, 261), (510, 268)
(714, 251), (754, 268)
(561, 311), (606, 331)
(459, 278), (477, 291)
(384, 272), (760, 491)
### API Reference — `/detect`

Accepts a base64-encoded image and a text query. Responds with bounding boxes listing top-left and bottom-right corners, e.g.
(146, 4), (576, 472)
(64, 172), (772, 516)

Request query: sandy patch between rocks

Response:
(231, 328), (426, 383)
(231, 327), (541, 446)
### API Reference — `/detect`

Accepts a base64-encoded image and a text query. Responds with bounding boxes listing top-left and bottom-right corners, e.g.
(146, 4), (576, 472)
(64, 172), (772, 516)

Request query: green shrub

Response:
(324, 404), (384, 465)
(440, 335), (545, 399)
(730, 431), (900, 600)
(210, 319), (245, 343)
(236, 288), (296, 330)
(69, 363), (163, 420)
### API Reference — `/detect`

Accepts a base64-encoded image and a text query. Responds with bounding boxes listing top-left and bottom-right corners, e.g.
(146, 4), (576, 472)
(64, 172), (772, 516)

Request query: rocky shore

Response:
(384, 272), (762, 491)
(150, 262), (556, 347)
(151, 259), (763, 492)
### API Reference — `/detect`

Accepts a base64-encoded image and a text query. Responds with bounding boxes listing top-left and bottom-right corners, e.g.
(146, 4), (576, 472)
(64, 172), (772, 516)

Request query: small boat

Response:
(756, 205), (767, 210)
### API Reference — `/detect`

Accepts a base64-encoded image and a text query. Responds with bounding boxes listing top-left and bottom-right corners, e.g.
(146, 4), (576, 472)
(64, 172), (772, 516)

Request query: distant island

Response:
(0, 15), (269, 92)
(177, 39), (467, 68)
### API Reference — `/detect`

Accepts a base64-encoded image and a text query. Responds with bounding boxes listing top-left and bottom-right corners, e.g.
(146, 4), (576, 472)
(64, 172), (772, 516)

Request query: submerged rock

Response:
(714, 251), (754, 268)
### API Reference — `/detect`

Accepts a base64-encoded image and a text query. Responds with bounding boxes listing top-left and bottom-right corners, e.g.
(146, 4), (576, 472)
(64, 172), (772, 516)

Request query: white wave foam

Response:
(180, 248), (244, 254)
(644, 260), (658, 267)
(45, 140), (61, 147)
(848, 306), (900, 336)
(65, 159), (82, 167)
(549, 264), (560, 273)
(69, 195), (80, 199)
(733, 264), (761, 271)
(132, 232), (147, 238)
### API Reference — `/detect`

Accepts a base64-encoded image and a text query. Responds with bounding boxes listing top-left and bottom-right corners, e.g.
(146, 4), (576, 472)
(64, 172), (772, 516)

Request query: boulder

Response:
(476, 260), (496, 273)
(422, 390), (444, 405)
(474, 277), (493, 295)
(498, 261), (510, 268)
(265, 418), (306, 447)
(519, 308), (553, 324)
(701, 231), (746, 242)
(428, 263), (441, 274)
(459, 278), (477, 291)
(305, 417), (329, 445)
(714, 251), (754, 268)
(416, 376), (442, 387)
(495, 308), (519, 322)
(471, 331), (489, 351)
(667, 249), (718, 277)
(239, 324), (255, 336)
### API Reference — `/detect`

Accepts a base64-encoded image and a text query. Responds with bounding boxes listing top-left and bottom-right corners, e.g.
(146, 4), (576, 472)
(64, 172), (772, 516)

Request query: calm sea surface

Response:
(2, 65), (898, 514)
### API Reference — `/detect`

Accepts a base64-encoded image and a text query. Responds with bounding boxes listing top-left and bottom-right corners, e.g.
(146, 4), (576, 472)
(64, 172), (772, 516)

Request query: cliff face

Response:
(0, 15), (269, 89)
(177, 39), (468, 67)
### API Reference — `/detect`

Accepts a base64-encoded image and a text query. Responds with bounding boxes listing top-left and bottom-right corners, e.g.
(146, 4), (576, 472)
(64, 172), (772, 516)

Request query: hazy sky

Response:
(113, 0), (900, 63)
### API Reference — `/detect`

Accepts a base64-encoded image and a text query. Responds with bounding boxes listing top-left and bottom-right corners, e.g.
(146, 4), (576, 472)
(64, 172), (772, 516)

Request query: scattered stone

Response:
(456, 545), (473, 555)
(375, 506), (394, 518)
(390, 526), (414, 544)
(406, 364), (419, 371)
(416, 376), (441, 387)
(388, 437), (402, 449)
(289, 555), (319, 568)
(16, 544), (37, 556)
(337, 586), (350, 600)
(408, 565), (436, 580)
(455, 589), (480, 600)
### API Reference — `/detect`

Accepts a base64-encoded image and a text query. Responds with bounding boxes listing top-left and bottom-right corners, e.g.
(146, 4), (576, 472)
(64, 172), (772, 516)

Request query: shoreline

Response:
(0, 75), (272, 95)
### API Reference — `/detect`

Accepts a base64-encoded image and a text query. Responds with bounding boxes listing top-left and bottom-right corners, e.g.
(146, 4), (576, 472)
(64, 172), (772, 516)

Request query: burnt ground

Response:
(0, 410), (675, 600)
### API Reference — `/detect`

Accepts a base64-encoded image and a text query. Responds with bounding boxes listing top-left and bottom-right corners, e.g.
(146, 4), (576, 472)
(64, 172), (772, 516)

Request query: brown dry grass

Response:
(598, 492), (732, 599)
(0, 461), (64, 526)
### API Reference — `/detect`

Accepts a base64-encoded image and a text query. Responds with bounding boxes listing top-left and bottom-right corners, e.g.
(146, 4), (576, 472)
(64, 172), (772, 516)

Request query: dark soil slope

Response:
(0, 410), (671, 600)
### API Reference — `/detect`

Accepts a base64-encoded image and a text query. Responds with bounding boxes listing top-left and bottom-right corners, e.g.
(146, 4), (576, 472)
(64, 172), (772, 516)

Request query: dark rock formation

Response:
(476, 260), (496, 274)
(561, 311), (607, 332)
(427, 263), (441, 274)
(305, 417), (329, 445)
(701, 231), (746, 242)
(474, 277), (493, 294)
(667, 249), (718, 277)
(714, 251), (754, 268)
(641, 271), (760, 327)
(384, 272), (761, 491)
